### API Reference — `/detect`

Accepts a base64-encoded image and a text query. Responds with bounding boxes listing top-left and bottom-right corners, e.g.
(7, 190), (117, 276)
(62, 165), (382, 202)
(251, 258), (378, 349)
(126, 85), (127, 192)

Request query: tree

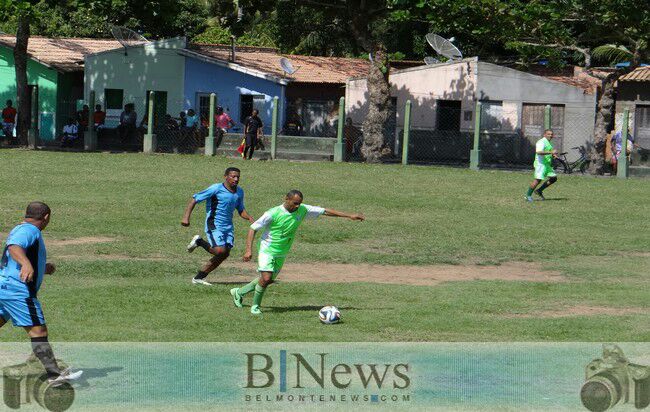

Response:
(0, 0), (38, 146)
(505, 0), (649, 174)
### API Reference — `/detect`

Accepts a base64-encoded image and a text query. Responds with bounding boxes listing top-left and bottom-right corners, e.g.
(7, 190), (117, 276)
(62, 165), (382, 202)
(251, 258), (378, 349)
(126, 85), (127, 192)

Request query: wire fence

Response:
(396, 104), (598, 169)
(7, 89), (647, 178)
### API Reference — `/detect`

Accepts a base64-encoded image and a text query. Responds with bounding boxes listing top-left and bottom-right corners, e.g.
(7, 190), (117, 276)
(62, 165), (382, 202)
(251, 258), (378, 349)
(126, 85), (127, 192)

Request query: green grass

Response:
(0, 149), (648, 341)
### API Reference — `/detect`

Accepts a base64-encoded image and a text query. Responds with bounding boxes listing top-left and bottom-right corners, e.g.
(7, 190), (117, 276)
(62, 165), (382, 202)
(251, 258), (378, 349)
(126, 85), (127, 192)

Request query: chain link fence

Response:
(396, 103), (598, 170)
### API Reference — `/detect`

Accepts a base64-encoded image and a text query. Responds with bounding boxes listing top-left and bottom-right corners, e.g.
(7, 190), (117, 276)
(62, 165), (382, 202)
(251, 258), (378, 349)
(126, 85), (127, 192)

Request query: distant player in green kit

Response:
(231, 190), (365, 314)
(526, 129), (559, 202)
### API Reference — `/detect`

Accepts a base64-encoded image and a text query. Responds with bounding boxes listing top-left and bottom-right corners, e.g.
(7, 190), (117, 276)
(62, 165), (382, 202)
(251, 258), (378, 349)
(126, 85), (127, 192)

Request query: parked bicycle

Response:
(552, 146), (590, 174)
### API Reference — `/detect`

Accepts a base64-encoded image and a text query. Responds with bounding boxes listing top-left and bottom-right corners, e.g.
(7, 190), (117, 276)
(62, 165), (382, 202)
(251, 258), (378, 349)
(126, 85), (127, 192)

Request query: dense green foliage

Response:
(0, 0), (646, 66)
(0, 150), (647, 341)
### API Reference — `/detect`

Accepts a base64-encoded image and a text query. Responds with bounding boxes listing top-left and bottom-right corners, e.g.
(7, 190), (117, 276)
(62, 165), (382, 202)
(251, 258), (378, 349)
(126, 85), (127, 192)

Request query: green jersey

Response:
(534, 137), (553, 168)
(251, 204), (325, 256)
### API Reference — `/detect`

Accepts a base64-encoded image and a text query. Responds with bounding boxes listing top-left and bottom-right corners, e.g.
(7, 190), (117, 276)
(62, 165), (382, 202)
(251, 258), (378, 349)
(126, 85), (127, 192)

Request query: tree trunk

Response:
(14, 14), (31, 147)
(361, 46), (392, 162)
(588, 72), (617, 174)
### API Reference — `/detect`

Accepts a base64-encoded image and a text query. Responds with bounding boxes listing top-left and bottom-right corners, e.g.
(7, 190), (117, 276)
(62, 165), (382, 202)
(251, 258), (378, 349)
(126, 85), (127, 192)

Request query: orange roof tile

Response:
(187, 44), (370, 84)
(619, 66), (650, 82)
(0, 35), (122, 72)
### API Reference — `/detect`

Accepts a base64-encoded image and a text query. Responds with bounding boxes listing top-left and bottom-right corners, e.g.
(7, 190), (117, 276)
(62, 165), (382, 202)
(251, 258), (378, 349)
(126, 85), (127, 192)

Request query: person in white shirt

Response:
(60, 118), (78, 148)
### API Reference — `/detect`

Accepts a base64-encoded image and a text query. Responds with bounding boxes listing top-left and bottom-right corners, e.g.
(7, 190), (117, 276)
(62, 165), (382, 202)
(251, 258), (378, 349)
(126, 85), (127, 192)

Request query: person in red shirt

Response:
(214, 106), (235, 146)
(93, 104), (106, 131)
(2, 100), (17, 139)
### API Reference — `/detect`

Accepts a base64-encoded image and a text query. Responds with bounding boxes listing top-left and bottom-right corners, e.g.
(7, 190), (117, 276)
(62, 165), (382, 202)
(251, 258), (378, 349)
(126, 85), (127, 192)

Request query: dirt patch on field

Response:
(505, 305), (647, 319)
(220, 261), (566, 286)
(47, 236), (116, 247)
(56, 253), (166, 261)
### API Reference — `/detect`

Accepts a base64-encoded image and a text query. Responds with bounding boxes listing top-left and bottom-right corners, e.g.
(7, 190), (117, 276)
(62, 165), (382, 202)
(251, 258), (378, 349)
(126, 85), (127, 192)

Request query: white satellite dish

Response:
(424, 56), (439, 65)
(279, 57), (297, 76)
(110, 25), (149, 55)
(426, 33), (463, 61)
(368, 52), (373, 63)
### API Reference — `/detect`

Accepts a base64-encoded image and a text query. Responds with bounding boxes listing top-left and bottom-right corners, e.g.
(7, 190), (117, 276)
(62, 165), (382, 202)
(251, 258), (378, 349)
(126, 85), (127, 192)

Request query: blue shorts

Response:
(0, 297), (46, 327)
(206, 230), (234, 249)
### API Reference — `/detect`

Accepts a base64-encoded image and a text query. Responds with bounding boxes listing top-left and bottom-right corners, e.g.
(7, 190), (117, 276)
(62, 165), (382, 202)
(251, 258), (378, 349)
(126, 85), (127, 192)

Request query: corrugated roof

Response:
(187, 43), (370, 84)
(0, 35), (122, 72)
(619, 66), (650, 82)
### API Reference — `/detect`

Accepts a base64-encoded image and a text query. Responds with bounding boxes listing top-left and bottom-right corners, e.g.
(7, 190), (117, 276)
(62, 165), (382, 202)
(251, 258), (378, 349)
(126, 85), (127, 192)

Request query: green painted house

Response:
(0, 35), (120, 142)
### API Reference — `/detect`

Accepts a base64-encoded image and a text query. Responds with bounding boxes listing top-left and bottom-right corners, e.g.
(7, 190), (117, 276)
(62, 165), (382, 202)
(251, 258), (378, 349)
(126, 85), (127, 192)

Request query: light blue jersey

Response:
(0, 222), (46, 299)
(193, 183), (245, 233)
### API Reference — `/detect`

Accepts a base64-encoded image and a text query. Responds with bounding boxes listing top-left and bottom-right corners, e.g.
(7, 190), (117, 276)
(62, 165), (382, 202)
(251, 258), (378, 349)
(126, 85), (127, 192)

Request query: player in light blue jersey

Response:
(0, 202), (82, 385)
(181, 167), (254, 285)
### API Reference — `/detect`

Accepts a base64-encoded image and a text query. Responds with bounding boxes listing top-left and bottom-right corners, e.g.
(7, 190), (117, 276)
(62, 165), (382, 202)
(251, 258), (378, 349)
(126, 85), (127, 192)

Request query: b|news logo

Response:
(243, 350), (412, 404)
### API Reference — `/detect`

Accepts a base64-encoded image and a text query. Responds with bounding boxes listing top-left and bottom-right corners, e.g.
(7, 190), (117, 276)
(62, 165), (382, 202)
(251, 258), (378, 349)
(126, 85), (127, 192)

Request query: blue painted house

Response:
(180, 44), (369, 136)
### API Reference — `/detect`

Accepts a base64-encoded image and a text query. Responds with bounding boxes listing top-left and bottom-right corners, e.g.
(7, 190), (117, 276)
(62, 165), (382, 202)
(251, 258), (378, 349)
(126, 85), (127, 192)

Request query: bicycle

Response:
(552, 146), (590, 174)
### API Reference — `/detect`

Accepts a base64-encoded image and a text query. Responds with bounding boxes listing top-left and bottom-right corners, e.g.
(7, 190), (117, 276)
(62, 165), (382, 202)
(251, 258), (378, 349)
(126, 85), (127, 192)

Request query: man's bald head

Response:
(25, 202), (51, 229)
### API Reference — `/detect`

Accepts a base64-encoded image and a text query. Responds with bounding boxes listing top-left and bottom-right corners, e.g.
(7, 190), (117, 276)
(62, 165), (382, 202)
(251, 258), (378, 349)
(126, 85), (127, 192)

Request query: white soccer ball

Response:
(319, 306), (341, 324)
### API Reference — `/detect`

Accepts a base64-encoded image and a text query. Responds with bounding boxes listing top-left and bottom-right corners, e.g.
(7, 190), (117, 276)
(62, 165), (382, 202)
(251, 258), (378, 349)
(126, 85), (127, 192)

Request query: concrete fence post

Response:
(617, 108), (630, 179)
(402, 100), (412, 165)
(334, 96), (345, 162)
(470, 101), (482, 170)
(205, 93), (216, 156)
(544, 104), (551, 130)
(271, 96), (279, 160)
(84, 91), (97, 151)
(143, 91), (156, 153)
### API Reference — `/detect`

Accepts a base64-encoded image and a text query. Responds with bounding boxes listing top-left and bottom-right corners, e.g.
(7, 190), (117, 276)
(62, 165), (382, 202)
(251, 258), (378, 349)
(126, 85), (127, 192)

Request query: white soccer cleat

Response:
(192, 278), (212, 286)
(187, 235), (201, 253)
(48, 368), (83, 387)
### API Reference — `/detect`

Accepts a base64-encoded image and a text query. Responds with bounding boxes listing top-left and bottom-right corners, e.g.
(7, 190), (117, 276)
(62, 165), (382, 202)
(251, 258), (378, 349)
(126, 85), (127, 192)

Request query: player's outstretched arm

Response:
(323, 208), (365, 221)
(181, 198), (197, 227)
(243, 229), (257, 262)
(8, 245), (34, 282)
(239, 209), (255, 223)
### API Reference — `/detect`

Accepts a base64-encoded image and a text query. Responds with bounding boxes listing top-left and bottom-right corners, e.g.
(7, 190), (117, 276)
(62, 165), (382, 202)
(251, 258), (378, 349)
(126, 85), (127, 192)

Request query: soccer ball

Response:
(319, 306), (341, 324)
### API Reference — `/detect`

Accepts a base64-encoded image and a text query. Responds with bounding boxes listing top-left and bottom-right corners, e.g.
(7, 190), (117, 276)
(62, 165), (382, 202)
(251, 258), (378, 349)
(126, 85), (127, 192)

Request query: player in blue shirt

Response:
(181, 167), (254, 285)
(0, 202), (82, 384)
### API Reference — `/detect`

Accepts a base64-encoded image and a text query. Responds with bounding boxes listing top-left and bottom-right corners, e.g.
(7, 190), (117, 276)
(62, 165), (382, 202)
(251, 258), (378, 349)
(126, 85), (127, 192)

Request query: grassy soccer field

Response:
(0, 149), (648, 342)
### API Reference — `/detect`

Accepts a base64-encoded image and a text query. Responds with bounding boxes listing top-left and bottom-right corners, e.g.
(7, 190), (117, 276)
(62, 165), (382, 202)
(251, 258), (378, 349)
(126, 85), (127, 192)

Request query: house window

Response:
(521, 103), (565, 138)
(437, 100), (462, 131)
(240, 94), (265, 123)
(479, 100), (503, 131)
(197, 93), (215, 126)
(635, 105), (650, 147)
(105, 89), (124, 110)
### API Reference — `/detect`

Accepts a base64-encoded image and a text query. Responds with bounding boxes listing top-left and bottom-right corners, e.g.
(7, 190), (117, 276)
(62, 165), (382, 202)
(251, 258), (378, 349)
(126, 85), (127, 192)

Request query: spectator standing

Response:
(610, 127), (635, 174)
(215, 106), (235, 147)
(243, 109), (263, 160)
(76, 105), (90, 140)
(2, 100), (17, 141)
(118, 103), (137, 149)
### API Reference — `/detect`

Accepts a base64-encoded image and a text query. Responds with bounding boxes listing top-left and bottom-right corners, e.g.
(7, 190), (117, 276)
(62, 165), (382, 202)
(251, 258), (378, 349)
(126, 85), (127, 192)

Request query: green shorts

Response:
(257, 252), (286, 280)
(534, 163), (557, 180)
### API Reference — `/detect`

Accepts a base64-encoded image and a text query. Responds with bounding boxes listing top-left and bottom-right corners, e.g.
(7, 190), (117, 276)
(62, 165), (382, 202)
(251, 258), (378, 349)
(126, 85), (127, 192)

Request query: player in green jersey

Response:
(526, 129), (559, 202)
(231, 189), (364, 314)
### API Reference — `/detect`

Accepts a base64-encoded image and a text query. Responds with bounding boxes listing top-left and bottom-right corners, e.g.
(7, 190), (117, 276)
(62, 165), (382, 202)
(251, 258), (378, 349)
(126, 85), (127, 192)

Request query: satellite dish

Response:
(110, 25), (149, 55)
(424, 56), (439, 65)
(426, 33), (463, 61)
(279, 57), (297, 76)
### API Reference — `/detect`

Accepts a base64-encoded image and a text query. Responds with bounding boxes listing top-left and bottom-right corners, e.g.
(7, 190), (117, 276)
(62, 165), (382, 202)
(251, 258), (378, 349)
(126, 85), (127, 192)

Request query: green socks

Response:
(526, 187), (534, 197)
(252, 284), (266, 307)
(239, 279), (258, 296)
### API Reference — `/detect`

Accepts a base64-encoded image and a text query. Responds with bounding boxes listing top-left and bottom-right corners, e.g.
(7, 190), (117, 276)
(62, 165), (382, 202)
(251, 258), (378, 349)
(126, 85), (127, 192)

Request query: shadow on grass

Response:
(265, 305), (364, 313)
(539, 197), (570, 201)
(74, 366), (124, 389)
(208, 281), (250, 286)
